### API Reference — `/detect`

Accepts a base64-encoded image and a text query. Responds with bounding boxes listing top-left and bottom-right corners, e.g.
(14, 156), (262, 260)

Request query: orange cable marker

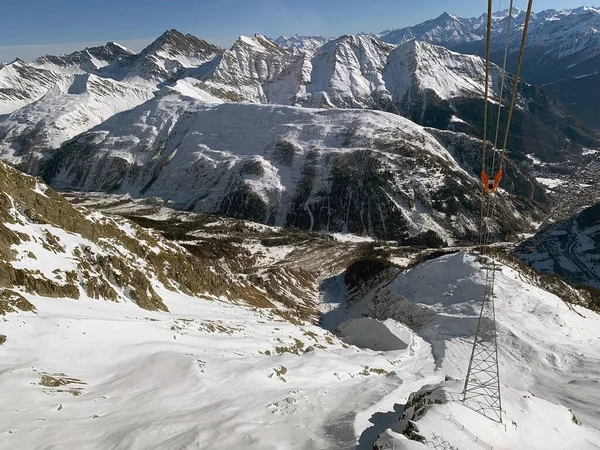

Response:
(481, 167), (503, 193)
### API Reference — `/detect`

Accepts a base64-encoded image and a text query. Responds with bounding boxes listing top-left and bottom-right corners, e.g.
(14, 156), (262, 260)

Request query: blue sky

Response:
(0, 0), (590, 62)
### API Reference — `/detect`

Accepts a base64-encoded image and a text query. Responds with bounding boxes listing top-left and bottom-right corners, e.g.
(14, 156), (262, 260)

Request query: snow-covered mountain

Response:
(0, 27), (597, 241)
(0, 74), (153, 173)
(386, 40), (598, 163)
(3, 30), (597, 174)
(196, 34), (309, 105)
(193, 33), (397, 110)
(98, 29), (223, 87)
(273, 34), (331, 53)
(380, 7), (600, 128)
(378, 7), (599, 50)
(189, 34), (596, 164)
(518, 201), (600, 290)
(304, 35), (396, 109)
(379, 12), (484, 46)
(32, 42), (135, 74)
(40, 90), (547, 242)
(0, 59), (71, 114)
(27, 30), (223, 89)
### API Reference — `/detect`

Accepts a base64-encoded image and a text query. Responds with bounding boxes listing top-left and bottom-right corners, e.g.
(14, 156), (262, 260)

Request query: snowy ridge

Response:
(99, 29), (223, 87)
(32, 42), (136, 74)
(379, 12), (483, 46)
(0, 74), (154, 172)
(379, 6), (600, 53)
(273, 34), (332, 53)
(0, 60), (71, 114)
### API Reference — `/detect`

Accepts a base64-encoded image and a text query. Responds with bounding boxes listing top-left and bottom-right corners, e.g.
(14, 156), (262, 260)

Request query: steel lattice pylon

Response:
(462, 257), (503, 423)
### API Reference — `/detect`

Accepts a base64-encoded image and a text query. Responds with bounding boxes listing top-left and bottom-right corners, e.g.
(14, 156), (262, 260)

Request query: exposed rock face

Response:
(0, 289), (36, 315)
(0, 161), (320, 318)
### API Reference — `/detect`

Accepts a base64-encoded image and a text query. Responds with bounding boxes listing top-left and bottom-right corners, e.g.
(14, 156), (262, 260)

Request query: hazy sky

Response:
(0, 0), (591, 62)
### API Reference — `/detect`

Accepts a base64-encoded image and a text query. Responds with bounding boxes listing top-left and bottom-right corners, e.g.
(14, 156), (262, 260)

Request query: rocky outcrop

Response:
(0, 161), (320, 318)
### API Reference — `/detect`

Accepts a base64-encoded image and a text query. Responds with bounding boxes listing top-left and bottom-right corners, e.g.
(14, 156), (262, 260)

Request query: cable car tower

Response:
(462, 0), (534, 423)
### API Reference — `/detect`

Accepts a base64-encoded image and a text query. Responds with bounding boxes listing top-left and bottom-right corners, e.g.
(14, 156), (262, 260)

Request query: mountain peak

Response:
(272, 35), (330, 52)
(431, 11), (460, 23)
(158, 28), (186, 42)
(105, 41), (135, 55)
(232, 34), (288, 54)
(138, 30), (222, 64)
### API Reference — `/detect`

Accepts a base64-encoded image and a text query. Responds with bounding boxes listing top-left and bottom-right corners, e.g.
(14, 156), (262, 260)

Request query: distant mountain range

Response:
(376, 6), (600, 128)
(0, 8), (599, 240)
(275, 8), (600, 129)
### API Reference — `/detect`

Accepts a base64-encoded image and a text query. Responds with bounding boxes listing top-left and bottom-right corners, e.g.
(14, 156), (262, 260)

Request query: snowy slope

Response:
(0, 74), (153, 172)
(358, 252), (600, 448)
(0, 287), (411, 450)
(2, 243), (600, 448)
(0, 60), (71, 114)
(198, 34), (309, 105)
(519, 201), (600, 290)
(305, 35), (396, 109)
(383, 39), (492, 121)
(43, 90), (544, 242)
